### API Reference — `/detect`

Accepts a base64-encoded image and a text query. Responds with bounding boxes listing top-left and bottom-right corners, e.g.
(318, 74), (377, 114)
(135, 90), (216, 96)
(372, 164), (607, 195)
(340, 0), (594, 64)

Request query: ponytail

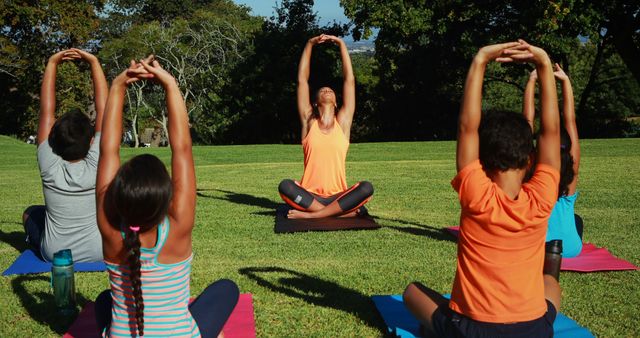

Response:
(124, 228), (144, 337)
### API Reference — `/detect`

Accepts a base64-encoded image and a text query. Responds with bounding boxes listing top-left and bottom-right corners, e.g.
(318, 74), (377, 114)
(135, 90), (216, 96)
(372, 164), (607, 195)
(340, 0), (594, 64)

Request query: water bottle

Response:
(51, 249), (76, 316)
(543, 240), (563, 281)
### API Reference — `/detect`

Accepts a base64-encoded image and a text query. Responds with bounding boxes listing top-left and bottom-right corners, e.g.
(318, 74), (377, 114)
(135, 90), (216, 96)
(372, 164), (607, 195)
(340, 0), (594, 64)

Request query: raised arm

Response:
(96, 60), (151, 243)
(457, 42), (524, 172)
(72, 48), (108, 133)
(523, 69), (537, 131)
(324, 35), (356, 136)
(140, 59), (196, 235)
(37, 50), (80, 144)
(554, 63), (579, 193)
(528, 45), (560, 171)
(297, 36), (322, 138)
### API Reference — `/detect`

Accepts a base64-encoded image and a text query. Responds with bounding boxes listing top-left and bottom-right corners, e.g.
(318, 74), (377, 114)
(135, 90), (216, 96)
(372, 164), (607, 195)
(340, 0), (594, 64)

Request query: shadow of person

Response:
(197, 189), (280, 210)
(11, 275), (90, 334)
(374, 216), (456, 242)
(0, 225), (29, 252)
(238, 266), (385, 333)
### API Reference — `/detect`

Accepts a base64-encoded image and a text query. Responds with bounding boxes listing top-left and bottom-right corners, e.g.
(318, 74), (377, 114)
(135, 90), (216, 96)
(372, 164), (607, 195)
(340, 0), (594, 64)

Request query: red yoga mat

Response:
(63, 293), (256, 338)
(444, 226), (638, 272)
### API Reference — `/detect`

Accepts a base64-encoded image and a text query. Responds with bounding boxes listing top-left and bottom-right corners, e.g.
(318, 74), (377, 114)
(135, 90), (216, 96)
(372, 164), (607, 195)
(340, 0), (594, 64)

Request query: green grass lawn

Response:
(0, 135), (638, 337)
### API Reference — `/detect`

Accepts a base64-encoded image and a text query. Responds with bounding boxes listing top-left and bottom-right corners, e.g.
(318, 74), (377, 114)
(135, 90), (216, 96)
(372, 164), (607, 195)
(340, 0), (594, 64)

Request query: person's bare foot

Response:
(338, 211), (358, 218)
(287, 209), (314, 219)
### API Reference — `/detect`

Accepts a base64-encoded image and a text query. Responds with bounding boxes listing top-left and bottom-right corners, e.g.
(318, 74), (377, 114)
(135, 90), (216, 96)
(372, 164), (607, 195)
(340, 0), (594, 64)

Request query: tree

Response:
(99, 6), (256, 145)
(218, 0), (349, 144)
(0, 0), (105, 137)
(340, 0), (639, 139)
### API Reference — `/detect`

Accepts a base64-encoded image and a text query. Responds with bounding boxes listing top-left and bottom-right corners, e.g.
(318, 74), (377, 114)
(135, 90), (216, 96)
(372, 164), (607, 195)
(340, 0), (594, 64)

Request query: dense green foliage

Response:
(0, 136), (639, 336)
(0, 0), (638, 142)
(340, 0), (640, 139)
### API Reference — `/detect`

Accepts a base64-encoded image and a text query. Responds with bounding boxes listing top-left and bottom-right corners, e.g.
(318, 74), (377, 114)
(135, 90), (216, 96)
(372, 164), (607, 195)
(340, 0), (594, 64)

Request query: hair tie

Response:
(129, 225), (140, 232)
(560, 144), (567, 149)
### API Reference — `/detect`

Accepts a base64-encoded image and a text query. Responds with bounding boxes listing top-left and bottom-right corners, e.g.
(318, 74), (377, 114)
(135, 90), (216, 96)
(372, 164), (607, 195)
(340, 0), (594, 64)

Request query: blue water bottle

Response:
(51, 249), (76, 316)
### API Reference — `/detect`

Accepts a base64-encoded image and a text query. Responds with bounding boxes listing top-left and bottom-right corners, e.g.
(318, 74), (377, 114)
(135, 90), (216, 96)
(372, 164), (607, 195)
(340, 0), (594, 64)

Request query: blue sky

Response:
(232, 0), (349, 25)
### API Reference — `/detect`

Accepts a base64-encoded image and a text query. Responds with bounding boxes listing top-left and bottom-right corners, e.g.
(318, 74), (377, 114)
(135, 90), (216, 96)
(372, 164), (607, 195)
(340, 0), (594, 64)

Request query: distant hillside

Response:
(346, 40), (375, 53)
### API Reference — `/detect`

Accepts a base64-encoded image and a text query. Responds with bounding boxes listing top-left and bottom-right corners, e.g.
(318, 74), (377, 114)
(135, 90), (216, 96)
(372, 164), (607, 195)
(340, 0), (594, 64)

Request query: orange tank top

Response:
(299, 119), (349, 197)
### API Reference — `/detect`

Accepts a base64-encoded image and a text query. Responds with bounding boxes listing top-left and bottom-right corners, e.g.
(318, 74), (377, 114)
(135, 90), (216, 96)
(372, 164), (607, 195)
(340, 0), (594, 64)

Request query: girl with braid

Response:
(94, 57), (239, 338)
(279, 34), (374, 219)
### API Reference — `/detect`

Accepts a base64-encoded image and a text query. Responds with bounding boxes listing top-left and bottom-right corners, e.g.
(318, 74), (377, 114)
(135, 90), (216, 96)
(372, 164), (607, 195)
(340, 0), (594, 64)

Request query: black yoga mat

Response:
(274, 204), (380, 233)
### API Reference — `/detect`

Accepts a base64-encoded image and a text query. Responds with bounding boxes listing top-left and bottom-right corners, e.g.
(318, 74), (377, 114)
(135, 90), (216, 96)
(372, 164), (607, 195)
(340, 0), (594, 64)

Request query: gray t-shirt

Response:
(37, 133), (103, 262)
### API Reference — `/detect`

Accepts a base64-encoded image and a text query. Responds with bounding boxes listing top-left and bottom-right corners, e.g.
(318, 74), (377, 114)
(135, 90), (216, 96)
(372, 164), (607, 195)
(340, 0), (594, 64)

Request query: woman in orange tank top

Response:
(279, 34), (373, 219)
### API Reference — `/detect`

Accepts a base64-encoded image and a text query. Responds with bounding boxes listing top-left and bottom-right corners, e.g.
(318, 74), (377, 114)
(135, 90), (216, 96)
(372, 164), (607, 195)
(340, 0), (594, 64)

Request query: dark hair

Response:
(48, 110), (94, 161)
(107, 154), (172, 337)
(558, 128), (575, 198)
(479, 110), (534, 172)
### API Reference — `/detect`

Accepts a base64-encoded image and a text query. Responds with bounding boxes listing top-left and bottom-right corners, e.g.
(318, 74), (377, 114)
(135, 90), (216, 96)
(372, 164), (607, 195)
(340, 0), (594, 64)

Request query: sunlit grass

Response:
(0, 135), (638, 336)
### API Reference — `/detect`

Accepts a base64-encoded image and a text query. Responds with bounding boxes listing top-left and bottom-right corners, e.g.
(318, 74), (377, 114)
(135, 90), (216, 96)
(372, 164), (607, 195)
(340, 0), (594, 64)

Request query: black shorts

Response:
(432, 300), (557, 338)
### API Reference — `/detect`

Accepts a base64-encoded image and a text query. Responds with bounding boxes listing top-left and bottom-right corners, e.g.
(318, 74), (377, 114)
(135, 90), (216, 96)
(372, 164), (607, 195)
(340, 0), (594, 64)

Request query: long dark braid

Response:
(124, 228), (144, 337)
(108, 154), (172, 337)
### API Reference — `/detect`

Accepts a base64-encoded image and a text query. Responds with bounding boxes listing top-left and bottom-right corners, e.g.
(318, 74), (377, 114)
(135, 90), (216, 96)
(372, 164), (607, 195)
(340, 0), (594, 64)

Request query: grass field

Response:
(0, 135), (638, 337)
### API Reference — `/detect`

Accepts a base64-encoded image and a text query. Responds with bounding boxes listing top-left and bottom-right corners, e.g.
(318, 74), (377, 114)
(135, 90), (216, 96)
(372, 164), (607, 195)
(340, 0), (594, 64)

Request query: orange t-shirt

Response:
(450, 160), (559, 323)
(299, 119), (349, 197)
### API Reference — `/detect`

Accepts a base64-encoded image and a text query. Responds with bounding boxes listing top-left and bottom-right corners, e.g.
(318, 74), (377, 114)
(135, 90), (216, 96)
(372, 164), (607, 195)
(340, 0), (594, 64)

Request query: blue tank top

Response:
(546, 192), (582, 258)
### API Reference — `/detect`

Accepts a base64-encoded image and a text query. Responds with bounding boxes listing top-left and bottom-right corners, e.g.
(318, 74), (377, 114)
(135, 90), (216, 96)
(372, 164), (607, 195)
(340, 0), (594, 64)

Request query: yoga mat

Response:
(444, 226), (638, 272)
(372, 294), (594, 338)
(275, 204), (380, 233)
(2, 250), (106, 276)
(63, 293), (256, 338)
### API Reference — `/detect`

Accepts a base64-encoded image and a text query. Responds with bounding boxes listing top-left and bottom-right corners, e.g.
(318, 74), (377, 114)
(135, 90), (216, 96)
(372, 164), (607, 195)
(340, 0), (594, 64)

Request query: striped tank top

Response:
(104, 217), (200, 337)
(299, 119), (349, 197)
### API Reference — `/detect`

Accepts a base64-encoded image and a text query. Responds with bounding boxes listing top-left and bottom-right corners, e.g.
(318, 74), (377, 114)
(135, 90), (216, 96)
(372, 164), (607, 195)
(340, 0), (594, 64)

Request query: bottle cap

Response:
(545, 240), (563, 255)
(53, 249), (73, 266)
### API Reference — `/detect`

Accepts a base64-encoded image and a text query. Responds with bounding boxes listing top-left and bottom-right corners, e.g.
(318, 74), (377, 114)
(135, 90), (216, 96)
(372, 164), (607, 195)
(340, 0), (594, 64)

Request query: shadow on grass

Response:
(0, 226), (28, 252)
(197, 189), (279, 210)
(375, 216), (456, 242)
(239, 266), (385, 333)
(11, 275), (90, 334)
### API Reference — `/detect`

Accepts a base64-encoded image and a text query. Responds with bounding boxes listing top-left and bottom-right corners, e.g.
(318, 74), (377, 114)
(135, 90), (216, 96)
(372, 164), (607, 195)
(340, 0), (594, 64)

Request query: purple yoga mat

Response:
(63, 294), (256, 338)
(444, 226), (638, 272)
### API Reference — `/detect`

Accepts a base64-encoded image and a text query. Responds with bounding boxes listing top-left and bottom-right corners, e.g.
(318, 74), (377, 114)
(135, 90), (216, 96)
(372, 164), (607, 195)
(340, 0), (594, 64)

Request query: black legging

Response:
(95, 279), (239, 338)
(278, 179), (373, 213)
(575, 213), (584, 239)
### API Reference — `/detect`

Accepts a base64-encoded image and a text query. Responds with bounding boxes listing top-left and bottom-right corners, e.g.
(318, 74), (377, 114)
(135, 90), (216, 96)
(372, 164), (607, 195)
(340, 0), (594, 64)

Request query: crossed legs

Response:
(278, 179), (374, 219)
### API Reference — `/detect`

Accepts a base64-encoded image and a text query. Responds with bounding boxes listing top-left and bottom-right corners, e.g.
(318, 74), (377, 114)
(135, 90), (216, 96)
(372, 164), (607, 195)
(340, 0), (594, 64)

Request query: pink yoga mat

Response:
(444, 226), (638, 272)
(63, 293), (256, 338)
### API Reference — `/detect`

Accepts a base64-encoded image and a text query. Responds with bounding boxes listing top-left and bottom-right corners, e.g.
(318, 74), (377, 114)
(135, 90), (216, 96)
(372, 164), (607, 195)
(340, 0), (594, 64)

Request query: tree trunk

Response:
(609, 7), (640, 87)
(577, 31), (608, 118)
(132, 113), (139, 148)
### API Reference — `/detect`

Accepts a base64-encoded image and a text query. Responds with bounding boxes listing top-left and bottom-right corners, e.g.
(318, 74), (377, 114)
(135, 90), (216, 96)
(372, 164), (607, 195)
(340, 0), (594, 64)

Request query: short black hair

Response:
(479, 110), (533, 172)
(48, 110), (94, 161)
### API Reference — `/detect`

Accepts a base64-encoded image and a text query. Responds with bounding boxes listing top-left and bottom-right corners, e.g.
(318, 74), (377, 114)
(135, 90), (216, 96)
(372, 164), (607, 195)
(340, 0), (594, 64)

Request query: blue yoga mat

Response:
(2, 250), (105, 276)
(372, 295), (594, 338)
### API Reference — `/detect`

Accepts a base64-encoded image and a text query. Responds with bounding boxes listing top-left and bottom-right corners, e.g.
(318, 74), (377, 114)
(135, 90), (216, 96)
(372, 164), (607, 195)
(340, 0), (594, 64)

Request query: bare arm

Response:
(456, 42), (524, 172)
(37, 50), (80, 144)
(96, 60), (155, 253)
(140, 59), (196, 236)
(297, 37), (322, 138)
(327, 36), (356, 138)
(531, 49), (561, 171)
(72, 49), (108, 133)
(523, 70), (537, 131)
(554, 64), (579, 193)
(96, 64), (133, 248)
